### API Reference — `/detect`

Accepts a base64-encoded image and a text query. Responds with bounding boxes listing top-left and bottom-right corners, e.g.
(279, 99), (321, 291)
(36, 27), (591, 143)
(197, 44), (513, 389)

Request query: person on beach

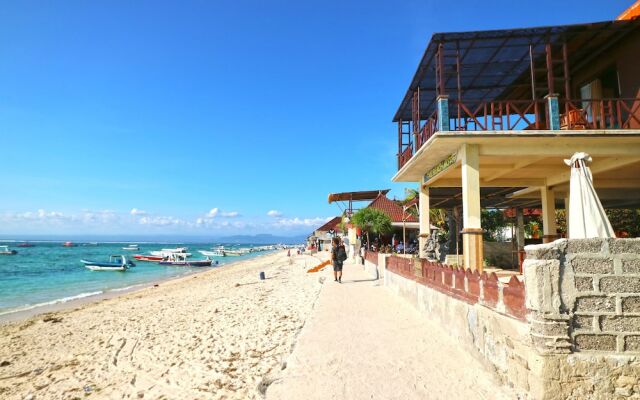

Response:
(331, 237), (347, 283)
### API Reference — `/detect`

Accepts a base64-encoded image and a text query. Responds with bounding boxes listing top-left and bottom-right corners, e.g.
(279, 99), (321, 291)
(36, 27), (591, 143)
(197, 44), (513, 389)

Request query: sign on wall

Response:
(424, 152), (457, 182)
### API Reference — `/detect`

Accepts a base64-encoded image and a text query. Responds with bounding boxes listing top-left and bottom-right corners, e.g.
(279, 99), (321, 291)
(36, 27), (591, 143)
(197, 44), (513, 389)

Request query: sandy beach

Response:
(0, 251), (324, 399)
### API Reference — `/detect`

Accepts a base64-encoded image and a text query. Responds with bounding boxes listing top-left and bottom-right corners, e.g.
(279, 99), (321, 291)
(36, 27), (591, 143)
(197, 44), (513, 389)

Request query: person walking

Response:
(331, 237), (347, 283)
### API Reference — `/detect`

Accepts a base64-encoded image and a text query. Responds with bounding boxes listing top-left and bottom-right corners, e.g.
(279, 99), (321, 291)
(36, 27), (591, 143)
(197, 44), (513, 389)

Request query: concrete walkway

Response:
(267, 259), (518, 400)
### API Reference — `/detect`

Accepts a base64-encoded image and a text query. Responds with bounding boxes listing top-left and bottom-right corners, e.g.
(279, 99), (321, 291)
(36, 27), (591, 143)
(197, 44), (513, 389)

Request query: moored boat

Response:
(133, 254), (166, 262)
(122, 244), (139, 251)
(0, 246), (17, 255)
(158, 253), (213, 267)
(63, 241), (76, 247)
(198, 249), (225, 257)
(150, 247), (191, 257)
(81, 255), (135, 271)
(16, 242), (35, 248)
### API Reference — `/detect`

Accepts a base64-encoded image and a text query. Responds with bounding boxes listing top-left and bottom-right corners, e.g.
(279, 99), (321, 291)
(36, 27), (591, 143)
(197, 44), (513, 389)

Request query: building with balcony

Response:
(392, 16), (640, 272)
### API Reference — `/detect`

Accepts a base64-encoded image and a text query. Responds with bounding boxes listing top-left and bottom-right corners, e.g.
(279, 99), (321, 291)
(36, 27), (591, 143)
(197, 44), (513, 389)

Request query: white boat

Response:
(199, 250), (225, 257)
(81, 255), (134, 271)
(0, 245), (17, 255)
(122, 244), (139, 251)
(150, 247), (191, 257)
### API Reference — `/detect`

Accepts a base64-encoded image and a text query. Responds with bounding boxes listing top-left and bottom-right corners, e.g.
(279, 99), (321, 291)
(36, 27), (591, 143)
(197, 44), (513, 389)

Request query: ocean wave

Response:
(0, 290), (104, 316)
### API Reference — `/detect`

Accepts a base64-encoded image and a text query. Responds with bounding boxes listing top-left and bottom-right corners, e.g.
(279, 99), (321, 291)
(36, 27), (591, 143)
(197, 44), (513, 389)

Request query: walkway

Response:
(267, 259), (518, 400)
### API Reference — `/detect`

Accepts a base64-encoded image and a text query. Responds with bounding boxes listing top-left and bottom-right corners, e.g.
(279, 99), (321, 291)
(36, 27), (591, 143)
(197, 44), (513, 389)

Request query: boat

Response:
(158, 253), (213, 267)
(150, 247), (191, 257)
(122, 244), (139, 251)
(81, 255), (135, 271)
(16, 242), (35, 248)
(0, 246), (17, 255)
(63, 241), (76, 247)
(133, 254), (166, 262)
(198, 249), (225, 257)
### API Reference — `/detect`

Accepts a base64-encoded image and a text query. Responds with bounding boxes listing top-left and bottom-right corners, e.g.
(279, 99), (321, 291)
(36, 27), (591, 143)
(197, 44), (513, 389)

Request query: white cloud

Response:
(273, 216), (331, 227)
(207, 208), (219, 218)
(220, 211), (239, 218)
(138, 215), (186, 227)
(267, 210), (282, 217)
(130, 208), (147, 216)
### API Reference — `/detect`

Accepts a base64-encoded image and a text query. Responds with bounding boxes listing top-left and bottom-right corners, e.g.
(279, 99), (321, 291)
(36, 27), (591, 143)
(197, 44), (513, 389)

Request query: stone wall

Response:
(384, 255), (532, 397)
(524, 238), (640, 399)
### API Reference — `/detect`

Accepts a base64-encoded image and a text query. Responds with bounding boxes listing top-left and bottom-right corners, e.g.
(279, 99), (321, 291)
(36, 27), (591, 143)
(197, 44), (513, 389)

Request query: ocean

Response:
(0, 241), (275, 317)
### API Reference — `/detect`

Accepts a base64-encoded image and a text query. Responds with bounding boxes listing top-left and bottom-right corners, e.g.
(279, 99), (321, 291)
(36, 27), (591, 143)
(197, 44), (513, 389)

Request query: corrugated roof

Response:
(367, 194), (418, 223)
(393, 19), (640, 122)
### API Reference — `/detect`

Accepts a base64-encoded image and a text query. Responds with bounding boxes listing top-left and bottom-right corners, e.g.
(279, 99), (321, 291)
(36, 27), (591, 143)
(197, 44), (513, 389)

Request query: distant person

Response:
(359, 245), (365, 265)
(287, 249), (291, 257)
(331, 237), (347, 283)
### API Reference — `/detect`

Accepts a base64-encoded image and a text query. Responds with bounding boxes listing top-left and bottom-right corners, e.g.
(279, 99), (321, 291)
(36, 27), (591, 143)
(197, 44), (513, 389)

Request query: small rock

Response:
(0, 360), (11, 367)
(23, 394), (34, 400)
(137, 391), (144, 398)
(153, 284), (159, 287)
(235, 283), (240, 287)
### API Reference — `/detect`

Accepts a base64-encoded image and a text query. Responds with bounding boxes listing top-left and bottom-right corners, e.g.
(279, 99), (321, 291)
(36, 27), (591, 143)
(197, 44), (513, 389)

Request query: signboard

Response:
(424, 152), (457, 182)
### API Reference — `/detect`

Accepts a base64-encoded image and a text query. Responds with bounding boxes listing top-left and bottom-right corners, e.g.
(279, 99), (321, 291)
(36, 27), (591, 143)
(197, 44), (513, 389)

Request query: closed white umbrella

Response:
(564, 152), (616, 239)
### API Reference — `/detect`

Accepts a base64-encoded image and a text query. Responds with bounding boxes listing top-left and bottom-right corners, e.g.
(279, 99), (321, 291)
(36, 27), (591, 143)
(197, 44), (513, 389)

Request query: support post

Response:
(516, 208), (525, 251)
(419, 183), (430, 259)
(460, 144), (483, 272)
(437, 95), (450, 132)
(541, 187), (558, 243)
(546, 93), (560, 130)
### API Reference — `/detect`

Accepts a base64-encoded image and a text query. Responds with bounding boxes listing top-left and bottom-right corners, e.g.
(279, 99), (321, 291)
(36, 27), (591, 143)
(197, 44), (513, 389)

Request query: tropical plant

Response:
(351, 208), (392, 246)
(481, 209), (509, 241)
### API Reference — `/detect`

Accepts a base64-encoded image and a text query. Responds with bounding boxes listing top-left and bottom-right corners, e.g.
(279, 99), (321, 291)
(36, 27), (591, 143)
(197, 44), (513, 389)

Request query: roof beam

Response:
(484, 157), (547, 182)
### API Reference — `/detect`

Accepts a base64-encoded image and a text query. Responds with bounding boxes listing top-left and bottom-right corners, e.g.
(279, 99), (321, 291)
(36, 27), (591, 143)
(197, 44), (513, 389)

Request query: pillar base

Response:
(542, 234), (559, 243)
(461, 228), (484, 272)
(418, 234), (429, 259)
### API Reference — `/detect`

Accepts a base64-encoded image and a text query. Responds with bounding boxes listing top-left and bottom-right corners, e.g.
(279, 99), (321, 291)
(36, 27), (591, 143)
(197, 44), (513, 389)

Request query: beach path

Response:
(267, 259), (518, 400)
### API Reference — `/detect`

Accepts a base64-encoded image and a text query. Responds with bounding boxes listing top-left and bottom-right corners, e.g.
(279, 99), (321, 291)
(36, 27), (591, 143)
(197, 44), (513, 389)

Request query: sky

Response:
(0, 0), (632, 238)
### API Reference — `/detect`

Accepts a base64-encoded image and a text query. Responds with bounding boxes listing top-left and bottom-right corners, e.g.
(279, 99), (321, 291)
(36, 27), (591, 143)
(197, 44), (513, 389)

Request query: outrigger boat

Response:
(0, 246), (17, 255)
(198, 249), (225, 257)
(16, 242), (35, 248)
(150, 247), (191, 257)
(81, 255), (135, 271)
(133, 254), (166, 262)
(122, 244), (139, 251)
(158, 253), (213, 267)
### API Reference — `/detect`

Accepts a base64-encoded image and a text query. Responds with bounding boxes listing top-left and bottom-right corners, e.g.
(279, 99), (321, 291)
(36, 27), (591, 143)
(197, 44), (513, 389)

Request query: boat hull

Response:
(84, 265), (127, 271)
(158, 260), (213, 267)
(133, 254), (165, 262)
(198, 250), (225, 257)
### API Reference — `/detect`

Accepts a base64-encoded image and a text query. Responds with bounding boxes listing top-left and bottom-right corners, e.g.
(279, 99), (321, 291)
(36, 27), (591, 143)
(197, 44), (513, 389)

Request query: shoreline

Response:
(0, 252), (275, 325)
(0, 250), (324, 399)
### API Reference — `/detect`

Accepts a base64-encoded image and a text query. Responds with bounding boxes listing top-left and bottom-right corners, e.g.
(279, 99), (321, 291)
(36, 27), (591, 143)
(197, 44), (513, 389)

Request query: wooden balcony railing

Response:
(397, 96), (640, 170)
(561, 98), (640, 130)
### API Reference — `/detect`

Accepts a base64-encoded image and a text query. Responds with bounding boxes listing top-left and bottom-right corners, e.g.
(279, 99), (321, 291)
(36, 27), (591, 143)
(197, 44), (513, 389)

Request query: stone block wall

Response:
(524, 238), (640, 354)
(524, 238), (640, 399)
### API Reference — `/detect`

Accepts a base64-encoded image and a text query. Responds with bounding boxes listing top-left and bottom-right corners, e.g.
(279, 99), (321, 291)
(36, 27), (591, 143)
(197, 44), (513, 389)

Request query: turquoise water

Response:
(0, 241), (273, 316)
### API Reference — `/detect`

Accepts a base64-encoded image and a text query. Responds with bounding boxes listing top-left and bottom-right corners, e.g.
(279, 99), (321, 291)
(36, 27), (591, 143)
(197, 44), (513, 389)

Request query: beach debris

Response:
(318, 277), (326, 284)
(137, 390), (145, 398)
(257, 375), (278, 398)
(23, 394), (34, 400)
(83, 385), (93, 393)
(42, 315), (63, 323)
(0, 360), (10, 367)
(259, 272), (266, 280)
(153, 284), (159, 287)
(235, 283), (240, 287)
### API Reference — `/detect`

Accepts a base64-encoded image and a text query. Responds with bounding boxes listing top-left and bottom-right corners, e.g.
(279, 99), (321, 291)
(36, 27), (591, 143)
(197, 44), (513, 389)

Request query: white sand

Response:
(0, 251), (323, 400)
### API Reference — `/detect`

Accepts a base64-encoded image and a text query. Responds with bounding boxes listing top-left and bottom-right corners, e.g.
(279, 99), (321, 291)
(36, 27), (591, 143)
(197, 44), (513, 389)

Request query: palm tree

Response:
(351, 208), (392, 248)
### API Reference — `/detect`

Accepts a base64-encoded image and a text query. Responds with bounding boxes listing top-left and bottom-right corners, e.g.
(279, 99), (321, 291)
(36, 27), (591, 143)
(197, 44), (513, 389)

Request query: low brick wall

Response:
(363, 251), (381, 280)
(386, 256), (526, 321)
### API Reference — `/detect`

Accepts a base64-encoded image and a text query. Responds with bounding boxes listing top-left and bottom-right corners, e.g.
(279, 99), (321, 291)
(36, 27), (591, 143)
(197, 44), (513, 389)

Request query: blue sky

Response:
(0, 0), (631, 237)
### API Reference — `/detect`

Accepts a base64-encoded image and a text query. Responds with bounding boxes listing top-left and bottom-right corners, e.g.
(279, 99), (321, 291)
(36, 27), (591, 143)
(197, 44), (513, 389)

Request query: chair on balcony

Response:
(561, 108), (590, 130)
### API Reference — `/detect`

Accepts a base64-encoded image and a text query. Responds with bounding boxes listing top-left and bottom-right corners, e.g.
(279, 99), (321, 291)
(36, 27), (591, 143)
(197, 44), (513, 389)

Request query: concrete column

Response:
(437, 95), (450, 132)
(516, 208), (525, 251)
(541, 187), (558, 243)
(419, 184), (430, 258)
(460, 144), (483, 272)
(545, 94), (560, 130)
